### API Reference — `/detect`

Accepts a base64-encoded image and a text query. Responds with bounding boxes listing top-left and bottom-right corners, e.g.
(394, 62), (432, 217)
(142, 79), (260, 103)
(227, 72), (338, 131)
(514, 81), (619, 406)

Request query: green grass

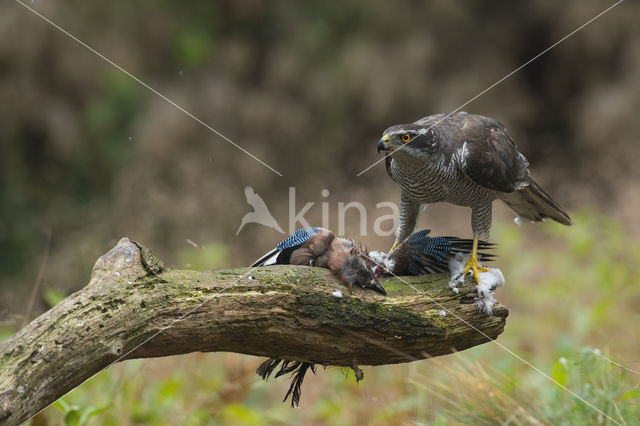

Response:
(15, 211), (640, 424)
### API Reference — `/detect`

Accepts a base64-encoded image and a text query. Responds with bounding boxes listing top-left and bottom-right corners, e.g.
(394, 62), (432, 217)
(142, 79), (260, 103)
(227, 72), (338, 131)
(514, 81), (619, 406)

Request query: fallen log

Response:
(0, 238), (508, 425)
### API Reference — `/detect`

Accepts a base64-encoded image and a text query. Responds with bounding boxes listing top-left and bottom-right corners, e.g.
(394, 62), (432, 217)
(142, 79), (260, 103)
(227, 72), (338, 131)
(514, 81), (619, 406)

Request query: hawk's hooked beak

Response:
(377, 134), (391, 153)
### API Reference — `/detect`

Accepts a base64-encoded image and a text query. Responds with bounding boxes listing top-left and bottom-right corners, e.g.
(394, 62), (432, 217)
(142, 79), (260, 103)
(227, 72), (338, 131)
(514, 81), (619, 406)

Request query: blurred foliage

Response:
(494, 210), (640, 352)
(172, 27), (215, 68)
(53, 399), (112, 426)
(543, 348), (639, 425)
(43, 287), (66, 308)
(0, 326), (13, 344)
(176, 241), (230, 270)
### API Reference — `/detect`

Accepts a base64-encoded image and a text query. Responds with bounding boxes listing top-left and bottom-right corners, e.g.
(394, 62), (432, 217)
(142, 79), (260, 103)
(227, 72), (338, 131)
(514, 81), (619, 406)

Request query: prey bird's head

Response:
(377, 124), (439, 159)
(340, 244), (387, 295)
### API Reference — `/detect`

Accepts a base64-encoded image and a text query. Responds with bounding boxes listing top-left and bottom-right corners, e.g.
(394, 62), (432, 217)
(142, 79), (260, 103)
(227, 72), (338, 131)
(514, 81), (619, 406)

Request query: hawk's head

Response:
(377, 124), (439, 160)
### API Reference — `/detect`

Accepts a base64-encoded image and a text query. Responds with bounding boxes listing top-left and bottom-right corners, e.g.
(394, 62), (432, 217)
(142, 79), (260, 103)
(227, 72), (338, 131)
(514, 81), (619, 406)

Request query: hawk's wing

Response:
(443, 114), (530, 193)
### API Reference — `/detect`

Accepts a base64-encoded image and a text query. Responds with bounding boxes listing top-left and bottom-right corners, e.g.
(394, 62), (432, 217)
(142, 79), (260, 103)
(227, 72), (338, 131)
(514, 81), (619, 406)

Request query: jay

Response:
(252, 227), (493, 407)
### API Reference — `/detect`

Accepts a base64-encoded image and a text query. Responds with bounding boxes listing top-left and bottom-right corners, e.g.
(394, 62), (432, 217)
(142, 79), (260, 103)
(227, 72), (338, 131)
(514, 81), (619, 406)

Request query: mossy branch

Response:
(0, 238), (508, 425)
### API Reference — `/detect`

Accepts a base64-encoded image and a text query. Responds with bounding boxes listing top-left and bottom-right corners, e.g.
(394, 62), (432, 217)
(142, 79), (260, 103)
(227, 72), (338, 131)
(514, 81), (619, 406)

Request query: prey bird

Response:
(377, 112), (572, 283)
(253, 227), (493, 407)
(252, 226), (386, 295)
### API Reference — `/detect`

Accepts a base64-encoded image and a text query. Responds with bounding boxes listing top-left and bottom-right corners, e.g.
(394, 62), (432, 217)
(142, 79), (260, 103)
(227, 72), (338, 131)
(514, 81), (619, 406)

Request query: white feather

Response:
(448, 252), (505, 315)
(474, 268), (505, 315)
(514, 216), (533, 226)
(261, 251), (280, 266)
(368, 250), (396, 273)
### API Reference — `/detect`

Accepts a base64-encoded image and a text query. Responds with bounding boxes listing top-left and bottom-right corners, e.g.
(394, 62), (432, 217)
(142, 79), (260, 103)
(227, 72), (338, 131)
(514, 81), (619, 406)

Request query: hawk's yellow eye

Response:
(401, 134), (411, 142)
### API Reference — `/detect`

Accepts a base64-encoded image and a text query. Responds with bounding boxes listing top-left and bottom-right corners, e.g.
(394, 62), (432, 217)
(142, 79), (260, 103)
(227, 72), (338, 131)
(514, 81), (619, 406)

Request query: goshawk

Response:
(377, 112), (572, 282)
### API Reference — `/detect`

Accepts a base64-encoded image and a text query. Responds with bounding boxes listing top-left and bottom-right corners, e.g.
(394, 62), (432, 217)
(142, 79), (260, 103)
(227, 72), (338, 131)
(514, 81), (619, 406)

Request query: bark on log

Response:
(0, 238), (508, 425)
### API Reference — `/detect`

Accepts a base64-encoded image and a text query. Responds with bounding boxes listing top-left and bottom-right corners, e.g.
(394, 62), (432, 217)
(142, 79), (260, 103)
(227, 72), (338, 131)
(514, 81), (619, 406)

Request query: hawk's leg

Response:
(390, 194), (421, 253)
(463, 236), (490, 283)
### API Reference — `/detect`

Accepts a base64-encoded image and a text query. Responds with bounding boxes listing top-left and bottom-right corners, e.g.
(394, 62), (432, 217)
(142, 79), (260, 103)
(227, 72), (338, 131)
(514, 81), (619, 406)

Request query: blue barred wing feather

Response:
(251, 227), (323, 267)
(391, 229), (494, 276)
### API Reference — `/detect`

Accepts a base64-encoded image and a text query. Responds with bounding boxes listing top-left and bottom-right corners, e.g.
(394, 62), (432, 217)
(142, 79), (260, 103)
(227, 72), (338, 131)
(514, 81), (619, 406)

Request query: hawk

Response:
(377, 112), (572, 282)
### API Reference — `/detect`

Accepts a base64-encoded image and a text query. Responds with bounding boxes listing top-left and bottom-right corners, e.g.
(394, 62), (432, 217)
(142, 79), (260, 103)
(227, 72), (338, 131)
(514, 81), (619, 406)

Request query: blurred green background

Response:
(1, 0), (639, 424)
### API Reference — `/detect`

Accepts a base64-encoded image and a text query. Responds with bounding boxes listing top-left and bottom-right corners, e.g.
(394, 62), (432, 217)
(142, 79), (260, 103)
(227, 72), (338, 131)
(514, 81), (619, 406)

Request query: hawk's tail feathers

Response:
(500, 178), (573, 226)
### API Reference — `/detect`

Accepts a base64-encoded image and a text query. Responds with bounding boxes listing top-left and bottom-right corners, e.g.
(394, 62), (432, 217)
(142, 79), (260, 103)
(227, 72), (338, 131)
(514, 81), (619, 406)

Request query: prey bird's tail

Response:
(500, 178), (573, 226)
(256, 358), (316, 408)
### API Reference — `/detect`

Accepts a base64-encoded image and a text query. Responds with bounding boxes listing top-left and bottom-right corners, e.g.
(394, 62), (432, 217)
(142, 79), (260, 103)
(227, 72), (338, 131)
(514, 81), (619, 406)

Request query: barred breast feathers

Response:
(391, 149), (494, 208)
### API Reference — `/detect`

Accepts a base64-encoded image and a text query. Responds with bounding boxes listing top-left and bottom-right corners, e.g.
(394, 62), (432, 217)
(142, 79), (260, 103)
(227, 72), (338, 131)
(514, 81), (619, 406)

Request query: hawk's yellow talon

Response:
(463, 236), (490, 284)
